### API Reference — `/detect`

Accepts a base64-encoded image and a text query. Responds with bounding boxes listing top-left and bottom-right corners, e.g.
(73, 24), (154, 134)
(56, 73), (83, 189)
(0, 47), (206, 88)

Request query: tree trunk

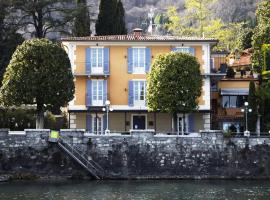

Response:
(173, 113), (177, 134)
(36, 103), (44, 129)
(256, 114), (261, 136)
(183, 113), (186, 135)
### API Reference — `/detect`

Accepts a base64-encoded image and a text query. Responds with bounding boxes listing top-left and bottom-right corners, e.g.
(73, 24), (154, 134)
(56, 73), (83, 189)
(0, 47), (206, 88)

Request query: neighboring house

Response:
(61, 29), (217, 134)
(211, 49), (258, 132)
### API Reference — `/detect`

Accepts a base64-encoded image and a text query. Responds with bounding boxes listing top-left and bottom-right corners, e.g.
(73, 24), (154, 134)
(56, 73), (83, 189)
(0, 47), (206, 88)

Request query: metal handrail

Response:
(58, 136), (105, 178)
(63, 137), (104, 171)
(59, 139), (99, 173)
(58, 142), (100, 179)
(59, 135), (104, 172)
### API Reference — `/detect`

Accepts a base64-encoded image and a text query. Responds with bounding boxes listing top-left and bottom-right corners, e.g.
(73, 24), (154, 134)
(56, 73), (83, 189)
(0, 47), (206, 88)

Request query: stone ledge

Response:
(60, 129), (85, 132)
(0, 128), (9, 136)
(24, 129), (50, 131)
(60, 129), (85, 137)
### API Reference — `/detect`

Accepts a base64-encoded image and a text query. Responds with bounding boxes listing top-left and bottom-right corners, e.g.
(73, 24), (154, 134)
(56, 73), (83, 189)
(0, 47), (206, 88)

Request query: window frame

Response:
(91, 79), (104, 106)
(174, 47), (194, 56)
(91, 47), (104, 74)
(91, 114), (104, 135)
(132, 47), (146, 74)
(222, 95), (247, 108)
(177, 114), (189, 134)
(133, 80), (147, 106)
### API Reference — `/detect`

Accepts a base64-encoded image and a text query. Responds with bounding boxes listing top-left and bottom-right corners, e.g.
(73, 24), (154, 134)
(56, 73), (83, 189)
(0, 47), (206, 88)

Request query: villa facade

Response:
(62, 29), (218, 134)
(210, 49), (259, 132)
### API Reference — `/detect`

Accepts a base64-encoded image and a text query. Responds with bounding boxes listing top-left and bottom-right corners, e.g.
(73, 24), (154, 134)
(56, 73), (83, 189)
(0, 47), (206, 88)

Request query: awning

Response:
(220, 88), (249, 95)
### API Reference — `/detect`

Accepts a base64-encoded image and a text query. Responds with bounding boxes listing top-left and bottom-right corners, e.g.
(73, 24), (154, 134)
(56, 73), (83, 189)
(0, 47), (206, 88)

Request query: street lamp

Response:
(102, 100), (113, 135)
(241, 101), (252, 136)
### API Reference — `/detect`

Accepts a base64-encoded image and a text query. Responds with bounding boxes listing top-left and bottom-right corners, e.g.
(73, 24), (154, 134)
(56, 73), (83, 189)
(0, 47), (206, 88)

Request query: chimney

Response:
(133, 28), (143, 37)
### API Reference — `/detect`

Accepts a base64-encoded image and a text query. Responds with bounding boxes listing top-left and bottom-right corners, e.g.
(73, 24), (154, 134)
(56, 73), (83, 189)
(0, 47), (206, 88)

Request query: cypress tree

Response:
(114, 0), (127, 35)
(73, 0), (91, 37)
(96, 0), (127, 35)
(248, 81), (258, 132)
(96, 0), (117, 36)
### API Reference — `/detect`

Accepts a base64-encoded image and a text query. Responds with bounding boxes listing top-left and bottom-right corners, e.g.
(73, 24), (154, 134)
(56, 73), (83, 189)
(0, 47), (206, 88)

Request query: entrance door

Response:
(133, 115), (146, 130)
(92, 116), (103, 134)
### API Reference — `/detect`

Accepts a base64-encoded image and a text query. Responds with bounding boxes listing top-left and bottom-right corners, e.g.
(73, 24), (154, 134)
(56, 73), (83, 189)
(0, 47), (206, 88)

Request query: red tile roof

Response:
(230, 49), (252, 67)
(61, 34), (218, 43)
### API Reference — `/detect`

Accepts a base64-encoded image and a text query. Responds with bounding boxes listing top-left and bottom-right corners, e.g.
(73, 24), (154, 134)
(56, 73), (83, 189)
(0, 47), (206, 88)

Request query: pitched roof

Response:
(61, 34), (218, 43)
(230, 49), (252, 67)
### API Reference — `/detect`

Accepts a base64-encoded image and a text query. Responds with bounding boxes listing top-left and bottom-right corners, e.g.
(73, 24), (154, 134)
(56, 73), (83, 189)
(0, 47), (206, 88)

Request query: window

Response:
(222, 95), (247, 108)
(133, 48), (146, 73)
(178, 117), (184, 133)
(91, 48), (103, 73)
(92, 80), (103, 106)
(177, 114), (189, 134)
(222, 122), (244, 133)
(134, 81), (146, 106)
(92, 115), (103, 134)
(173, 47), (195, 56)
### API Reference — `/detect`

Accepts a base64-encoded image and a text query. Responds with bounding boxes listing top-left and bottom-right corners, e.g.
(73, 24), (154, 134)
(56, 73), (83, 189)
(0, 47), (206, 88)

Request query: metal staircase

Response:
(57, 136), (105, 180)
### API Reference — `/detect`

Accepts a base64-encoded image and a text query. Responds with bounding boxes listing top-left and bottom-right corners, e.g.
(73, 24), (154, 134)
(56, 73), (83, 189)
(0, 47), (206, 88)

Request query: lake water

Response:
(1, 180), (270, 200)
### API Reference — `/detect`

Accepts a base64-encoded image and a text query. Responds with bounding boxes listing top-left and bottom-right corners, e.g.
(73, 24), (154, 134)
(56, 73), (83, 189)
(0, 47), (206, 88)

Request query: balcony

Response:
(73, 63), (109, 77)
(216, 107), (244, 121)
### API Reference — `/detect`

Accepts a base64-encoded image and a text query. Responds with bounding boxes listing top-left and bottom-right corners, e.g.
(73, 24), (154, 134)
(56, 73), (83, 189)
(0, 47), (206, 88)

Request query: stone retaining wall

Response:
(1, 129), (270, 180)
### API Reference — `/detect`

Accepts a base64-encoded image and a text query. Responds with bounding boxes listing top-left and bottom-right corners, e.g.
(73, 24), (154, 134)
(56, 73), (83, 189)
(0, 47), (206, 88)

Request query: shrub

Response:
(262, 44), (270, 71)
(226, 67), (236, 78)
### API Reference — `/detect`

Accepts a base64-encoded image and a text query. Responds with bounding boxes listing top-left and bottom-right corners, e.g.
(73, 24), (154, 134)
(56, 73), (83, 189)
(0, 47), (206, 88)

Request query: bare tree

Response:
(213, 0), (262, 23)
(8, 0), (84, 38)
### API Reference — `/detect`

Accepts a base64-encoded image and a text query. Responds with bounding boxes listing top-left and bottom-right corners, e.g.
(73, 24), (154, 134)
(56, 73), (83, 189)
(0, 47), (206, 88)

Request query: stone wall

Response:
(1, 129), (270, 180)
(0, 129), (89, 181)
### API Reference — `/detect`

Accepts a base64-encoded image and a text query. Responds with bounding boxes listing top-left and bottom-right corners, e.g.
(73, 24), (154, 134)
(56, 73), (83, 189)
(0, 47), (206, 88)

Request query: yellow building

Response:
(62, 29), (218, 134)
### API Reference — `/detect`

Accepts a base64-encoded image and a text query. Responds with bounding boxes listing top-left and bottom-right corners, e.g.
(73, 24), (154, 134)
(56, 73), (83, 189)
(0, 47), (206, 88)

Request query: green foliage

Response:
(95, 0), (116, 35)
(236, 25), (254, 50)
(0, 108), (36, 130)
(73, 0), (91, 37)
(0, 108), (67, 131)
(256, 82), (270, 131)
(256, 0), (270, 25)
(44, 112), (68, 130)
(252, 0), (270, 70)
(0, 39), (74, 128)
(185, 0), (217, 37)
(226, 67), (235, 78)
(147, 52), (202, 114)
(262, 44), (270, 71)
(165, 5), (243, 51)
(223, 130), (233, 138)
(96, 0), (127, 36)
(0, 1), (24, 86)
(248, 81), (258, 132)
(113, 0), (127, 35)
(165, 7), (193, 36)
(153, 13), (169, 35)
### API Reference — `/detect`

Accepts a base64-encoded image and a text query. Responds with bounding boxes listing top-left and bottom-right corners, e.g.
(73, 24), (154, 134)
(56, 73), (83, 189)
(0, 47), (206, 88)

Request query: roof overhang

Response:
(220, 88), (249, 96)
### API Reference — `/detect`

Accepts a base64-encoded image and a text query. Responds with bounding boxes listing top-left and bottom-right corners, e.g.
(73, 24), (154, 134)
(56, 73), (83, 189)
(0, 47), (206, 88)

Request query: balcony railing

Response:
(73, 62), (109, 76)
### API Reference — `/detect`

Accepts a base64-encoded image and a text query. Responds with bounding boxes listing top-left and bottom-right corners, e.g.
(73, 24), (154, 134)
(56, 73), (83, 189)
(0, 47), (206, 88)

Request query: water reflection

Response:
(0, 180), (270, 200)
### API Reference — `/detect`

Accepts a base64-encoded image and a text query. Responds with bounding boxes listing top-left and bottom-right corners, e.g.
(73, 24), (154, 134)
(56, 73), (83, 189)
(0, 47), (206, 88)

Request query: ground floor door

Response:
(132, 115), (146, 130)
(93, 115), (103, 134)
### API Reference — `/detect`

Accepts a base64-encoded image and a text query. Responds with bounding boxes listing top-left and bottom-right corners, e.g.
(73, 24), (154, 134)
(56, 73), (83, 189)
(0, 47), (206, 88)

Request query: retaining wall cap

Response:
(87, 134), (132, 138)
(200, 130), (222, 133)
(60, 129), (85, 132)
(24, 129), (50, 132)
(0, 128), (10, 131)
(130, 129), (155, 132)
(9, 131), (26, 135)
